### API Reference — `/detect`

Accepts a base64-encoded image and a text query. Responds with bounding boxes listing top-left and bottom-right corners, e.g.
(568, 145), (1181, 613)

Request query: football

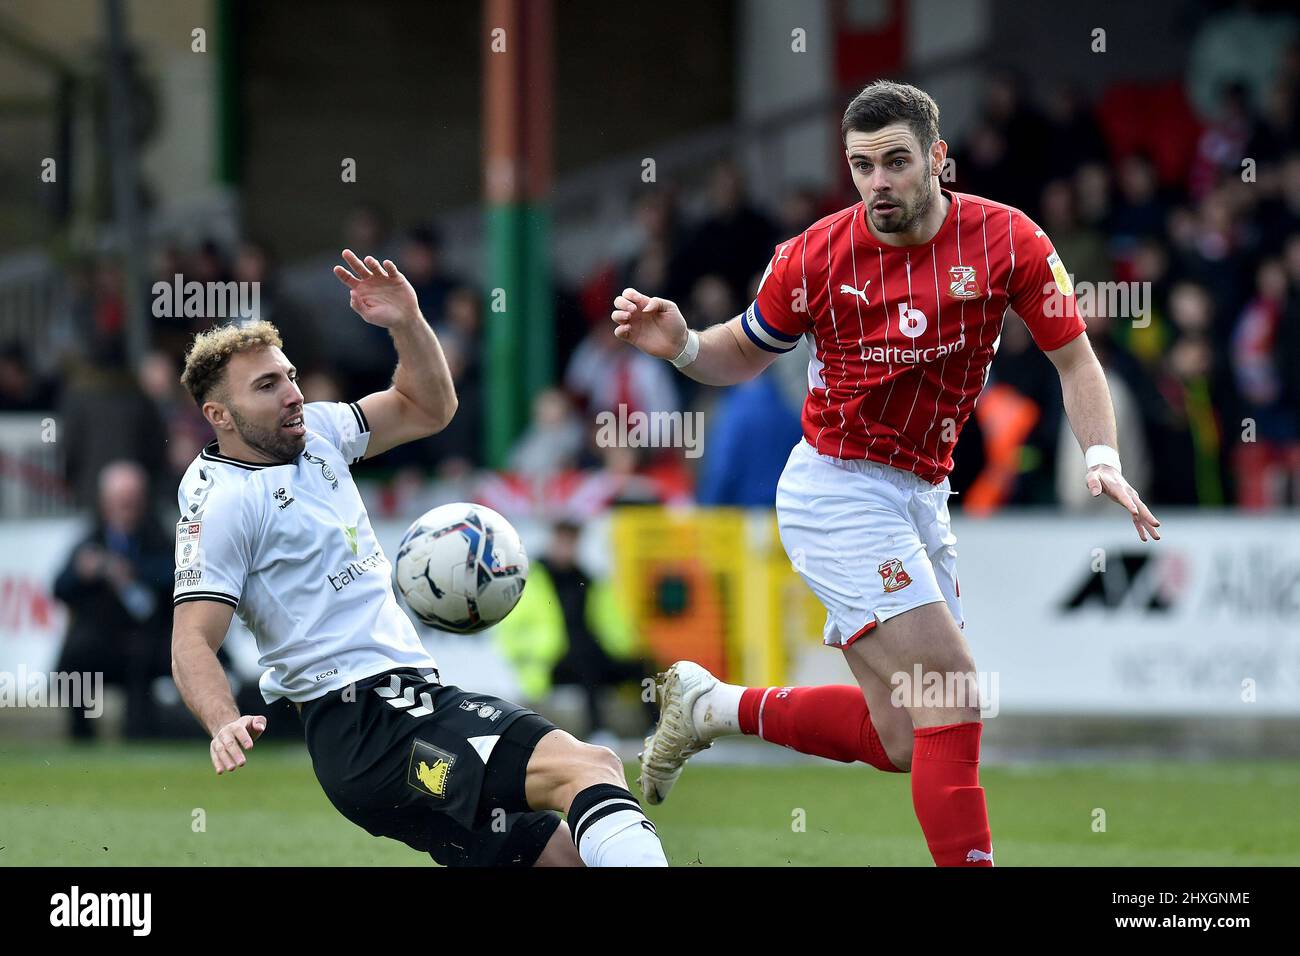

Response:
(393, 502), (530, 633)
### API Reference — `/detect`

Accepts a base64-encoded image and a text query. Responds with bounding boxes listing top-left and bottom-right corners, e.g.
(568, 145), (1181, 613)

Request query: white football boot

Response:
(638, 660), (719, 805)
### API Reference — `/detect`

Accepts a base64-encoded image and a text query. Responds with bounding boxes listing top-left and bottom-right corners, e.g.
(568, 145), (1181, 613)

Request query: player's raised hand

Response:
(611, 288), (688, 360)
(1087, 465), (1161, 542)
(211, 714), (267, 775)
(332, 250), (421, 328)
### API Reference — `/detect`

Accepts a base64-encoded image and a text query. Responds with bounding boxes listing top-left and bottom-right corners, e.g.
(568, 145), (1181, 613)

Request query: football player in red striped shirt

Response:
(614, 80), (1160, 866)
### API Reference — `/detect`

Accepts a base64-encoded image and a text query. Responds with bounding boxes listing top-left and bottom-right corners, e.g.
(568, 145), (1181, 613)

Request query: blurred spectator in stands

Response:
(1178, 188), (1247, 332)
(1271, 233), (1300, 492)
(620, 189), (688, 302)
(0, 342), (55, 411)
(1113, 238), (1175, 368)
(979, 70), (1051, 212)
(400, 225), (461, 324)
(343, 200), (394, 259)
(509, 388), (585, 478)
(494, 520), (649, 738)
(1044, 86), (1109, 177)
(983, 317), (1063, 505)
(299, 368), (345, 403)
(675, 160), (777, 307)
(1190, 82), (1255, 200)
(193, 239), (230, 286)
(776, 187), (823, 239)
(697, 341), (805, 506)
(1232, 257), (1299, 507)
(1147, 282), (1226, 505)
(956, 122), (1016, 209)
(416, 285), (484, 470)
(1258, 153), (1300, 253)
(688, 274), (736, 330)
(90, 260), (128, 367)
(1073, 162), (1113, 230)
(148, 244), (191, 358)
(53, 461), (173, 740)
(565, 322), (680, 419)
(1040, 179), (1110, 286)
(232, 239), (321, 370)
(1110, 155), (1169, 252)
(1250, 74), (1300, 167)
(138, 350), (208, 490)
(59, 351), (168, 512)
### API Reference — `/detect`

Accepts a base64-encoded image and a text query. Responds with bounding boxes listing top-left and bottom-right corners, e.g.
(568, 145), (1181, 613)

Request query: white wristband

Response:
(1084, 444), (1122, 473)
(670, 329), (700, 368)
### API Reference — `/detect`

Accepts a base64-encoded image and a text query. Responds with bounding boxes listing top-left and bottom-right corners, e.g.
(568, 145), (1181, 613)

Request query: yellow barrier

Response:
(610, 507), (826, 687)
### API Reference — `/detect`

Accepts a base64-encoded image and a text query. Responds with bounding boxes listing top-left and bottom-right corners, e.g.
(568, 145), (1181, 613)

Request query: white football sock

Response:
(692, 681), (745, 740)
(570, 784), (668, 867)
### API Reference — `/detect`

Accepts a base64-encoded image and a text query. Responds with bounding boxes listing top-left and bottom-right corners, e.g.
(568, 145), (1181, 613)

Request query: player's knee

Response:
(583, 743), (625, 783)
(881, 728), (914, 772)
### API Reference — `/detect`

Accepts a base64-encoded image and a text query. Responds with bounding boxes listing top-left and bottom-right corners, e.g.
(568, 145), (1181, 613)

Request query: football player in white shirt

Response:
(171, 250), (665, 867)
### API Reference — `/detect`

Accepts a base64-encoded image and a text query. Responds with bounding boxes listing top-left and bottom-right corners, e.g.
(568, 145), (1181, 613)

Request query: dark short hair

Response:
(841, 80), (941, 149)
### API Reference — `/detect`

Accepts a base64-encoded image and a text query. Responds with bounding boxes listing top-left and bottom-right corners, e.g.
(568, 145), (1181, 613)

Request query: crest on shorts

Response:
(175, 520), (202, 568)
(878, 558), (913, 593)
(408, 740), (456, 798)
(949, 265), (979, 298)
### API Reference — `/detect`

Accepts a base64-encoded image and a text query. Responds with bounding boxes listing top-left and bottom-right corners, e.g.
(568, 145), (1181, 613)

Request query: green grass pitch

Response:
(2, 742), (1296, 866)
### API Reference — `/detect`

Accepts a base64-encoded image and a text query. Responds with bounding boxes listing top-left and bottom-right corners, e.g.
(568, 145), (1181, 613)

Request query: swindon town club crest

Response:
(877, 558), (913, 593)
(948, 265), (979, 299)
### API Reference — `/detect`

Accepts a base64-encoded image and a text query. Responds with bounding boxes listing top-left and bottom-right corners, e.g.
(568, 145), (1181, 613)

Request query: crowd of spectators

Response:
(4, 48), (1300, 523)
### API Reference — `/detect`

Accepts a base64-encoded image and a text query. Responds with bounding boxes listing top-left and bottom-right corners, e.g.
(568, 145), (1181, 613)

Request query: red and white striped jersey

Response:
(742, 189), (1086, 483)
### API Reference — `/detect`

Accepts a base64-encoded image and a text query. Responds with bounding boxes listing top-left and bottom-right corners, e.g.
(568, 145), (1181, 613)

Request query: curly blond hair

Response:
(180, 320), (283, 405)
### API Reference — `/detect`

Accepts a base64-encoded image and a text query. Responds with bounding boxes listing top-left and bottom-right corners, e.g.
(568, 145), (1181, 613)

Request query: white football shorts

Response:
(775, 439), (964, 647)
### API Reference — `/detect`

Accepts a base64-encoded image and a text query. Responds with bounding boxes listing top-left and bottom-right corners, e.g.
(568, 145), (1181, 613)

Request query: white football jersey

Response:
(173, 401), (437, 703)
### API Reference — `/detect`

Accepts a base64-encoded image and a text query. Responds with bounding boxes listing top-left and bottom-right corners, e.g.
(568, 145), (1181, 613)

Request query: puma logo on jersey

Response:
(966, 848), (994, 863)
(839, 281), (871, 304)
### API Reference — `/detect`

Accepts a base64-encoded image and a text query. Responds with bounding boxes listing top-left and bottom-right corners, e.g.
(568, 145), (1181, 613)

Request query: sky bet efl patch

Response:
(175, 520), (202, 569)
(407, 740), (456, 798)
(1046, 251), (1074, 297)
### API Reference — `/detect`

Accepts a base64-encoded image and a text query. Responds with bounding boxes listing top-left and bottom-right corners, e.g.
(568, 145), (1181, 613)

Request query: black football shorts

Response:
(301, 667), (561, 867)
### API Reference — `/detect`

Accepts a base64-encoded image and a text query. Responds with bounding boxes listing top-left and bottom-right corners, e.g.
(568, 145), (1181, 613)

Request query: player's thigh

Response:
(845, 600), (981, 727)
(777, 451), (942, 647)
(523, 727), (627, 813)
(842, 649), (914, 771)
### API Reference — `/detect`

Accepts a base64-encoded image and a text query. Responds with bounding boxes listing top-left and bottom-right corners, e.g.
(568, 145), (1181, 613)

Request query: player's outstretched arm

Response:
(612, 287), (779, 386)
(332, 250), (458, 459)
(172, 599), (267, 774)
(1046, 333), (1161, 542)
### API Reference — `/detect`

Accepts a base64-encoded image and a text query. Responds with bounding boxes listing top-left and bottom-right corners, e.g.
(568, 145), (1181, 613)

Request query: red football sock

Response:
(737, 685), (901, 772)
(910, 721), (993, 866)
